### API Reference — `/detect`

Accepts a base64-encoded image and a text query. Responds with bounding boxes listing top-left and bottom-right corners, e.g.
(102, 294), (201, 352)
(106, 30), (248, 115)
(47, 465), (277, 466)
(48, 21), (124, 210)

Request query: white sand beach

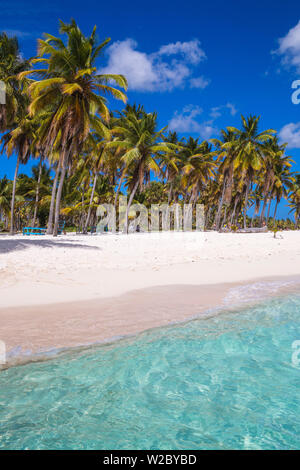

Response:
(1, 230), (300, 363)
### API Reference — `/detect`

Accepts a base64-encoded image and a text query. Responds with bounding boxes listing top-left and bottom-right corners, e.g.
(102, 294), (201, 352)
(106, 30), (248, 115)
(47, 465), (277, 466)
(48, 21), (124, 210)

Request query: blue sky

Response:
(1, 0), (300, 217)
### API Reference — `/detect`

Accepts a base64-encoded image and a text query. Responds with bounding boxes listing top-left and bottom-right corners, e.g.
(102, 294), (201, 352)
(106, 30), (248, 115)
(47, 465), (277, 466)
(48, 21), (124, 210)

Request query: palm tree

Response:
(228, 115), (276, 229)
(250, 189), (263, 227)
(29, 121), (49, 227)
(161, 131), (183, 204)
(182, 139), (216, 205)
(271, 157), (294, 220)
(258, 138), (290, 224)
(211, 129), (239, 230)
(46, 157), (59, 234)
(0, 176), (11, 229)
(32, 155), (44, 226)
(83, 130), (119, 232)
(27, 163), (52, 226)
(73, 153), (94, 231)
(1, 116), (36, 233)
(112, 105), (146, 209)
(107, 110), (171, 232)
(289, 174), (300, 229)
(20, 19), (127, 235)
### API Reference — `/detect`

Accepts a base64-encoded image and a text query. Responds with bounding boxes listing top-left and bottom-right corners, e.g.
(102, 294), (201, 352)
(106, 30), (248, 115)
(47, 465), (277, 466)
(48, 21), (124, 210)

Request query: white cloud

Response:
(226, 103), (237, 116)
(210, 107), (222, 119)
(100, 38), (208, 92)
(168, 105), (216, 139)
(190, 76), (210, 89)
(274, 20), (300, 71)
(100, 39), (157, 91)
(279, 122), (300, 148)
(157, 40), (206, 64)
(169, 102), (238, 138)
(210, 103), (237, 119)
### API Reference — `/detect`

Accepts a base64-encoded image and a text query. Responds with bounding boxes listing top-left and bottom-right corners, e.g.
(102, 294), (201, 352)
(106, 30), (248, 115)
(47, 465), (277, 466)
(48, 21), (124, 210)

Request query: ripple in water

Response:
(1, 294), (300, 450)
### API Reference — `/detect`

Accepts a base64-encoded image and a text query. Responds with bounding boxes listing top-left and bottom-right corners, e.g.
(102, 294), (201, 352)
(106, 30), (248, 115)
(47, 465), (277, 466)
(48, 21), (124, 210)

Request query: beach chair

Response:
(57, 220), (65, 235)
(23, 220), (65, 236)
(23, 227), (46, 236)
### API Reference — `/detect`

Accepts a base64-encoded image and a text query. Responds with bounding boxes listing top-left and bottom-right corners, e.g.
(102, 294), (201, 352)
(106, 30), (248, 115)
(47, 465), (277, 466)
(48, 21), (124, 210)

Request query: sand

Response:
(1, 230), (300, 365)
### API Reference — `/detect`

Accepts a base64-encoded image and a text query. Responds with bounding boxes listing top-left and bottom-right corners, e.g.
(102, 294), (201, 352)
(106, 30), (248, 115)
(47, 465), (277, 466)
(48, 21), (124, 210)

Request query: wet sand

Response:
(1, 275), (300, 367)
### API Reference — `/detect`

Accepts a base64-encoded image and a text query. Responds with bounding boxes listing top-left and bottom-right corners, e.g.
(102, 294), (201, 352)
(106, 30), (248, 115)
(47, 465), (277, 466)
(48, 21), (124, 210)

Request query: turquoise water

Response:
(1, 294), (300, 450)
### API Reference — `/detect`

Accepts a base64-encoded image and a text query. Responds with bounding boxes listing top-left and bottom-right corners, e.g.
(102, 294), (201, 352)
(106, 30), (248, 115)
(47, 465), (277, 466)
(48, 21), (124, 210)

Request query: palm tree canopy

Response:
(20, 20), (128, 164)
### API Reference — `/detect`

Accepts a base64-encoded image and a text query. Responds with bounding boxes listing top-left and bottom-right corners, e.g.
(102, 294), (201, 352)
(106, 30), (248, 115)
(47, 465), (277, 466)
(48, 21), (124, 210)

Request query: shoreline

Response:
(1, 274), (300, 369)
(1, 231), (300, 368)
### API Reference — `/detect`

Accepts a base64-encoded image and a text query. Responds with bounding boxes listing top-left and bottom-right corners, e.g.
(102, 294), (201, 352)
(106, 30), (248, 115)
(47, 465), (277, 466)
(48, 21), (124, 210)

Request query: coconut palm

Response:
(270, 157), (295, 220)
(228, 115), (276, 228)
(27, 164), (52, 226)
(211, 129), (239, 229)
(182, 138), (216, 205)
(258, 138), (289, 224)
(107, 110), (171, 232)
(161, 131), (183, 204)
(20, 19), (127, 235)
(289, 174), (300, 228)
(0, 176), (11, 228)
(83, 129), (120, 231)
(1, 116), (37, 233)
(32, 154), (44, 226)
(46, 158), (59, 234)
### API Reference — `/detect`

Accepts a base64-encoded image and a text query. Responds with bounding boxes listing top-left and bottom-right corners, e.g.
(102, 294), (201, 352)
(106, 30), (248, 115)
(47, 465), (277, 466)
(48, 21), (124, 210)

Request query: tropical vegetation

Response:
(0, 21), (299, 235)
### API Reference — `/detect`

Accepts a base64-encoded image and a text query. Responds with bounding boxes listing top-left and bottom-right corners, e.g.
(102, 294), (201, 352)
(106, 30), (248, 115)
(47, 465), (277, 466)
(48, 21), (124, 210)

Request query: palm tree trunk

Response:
(259, 193), (269, 225)
(165, 181), (174, 229)
(205, 207), (212, 229)
(53, 164), (66, 237)
(33, 156), (43, 227)
(114, 170), (126, 208)
(47, 166), (59, 234)
(185, 192), (195, 230)
(215, 177), (227, 230)
(273, 199), (279, 220)
(80, 189), (85, 232)
(124, 178), (139, 234)
(84, 173), (98, 233)
(266, 198), (272, 224)
(168, 181), (173, 205)
(244, 180), (250, 229)
(251, 199), (260, 227)
(221, 205), (227, 228)
(231, 196), (239, 225)
(184, 177), (191, 203)
(295, 214), (298, 229)
(10, 155), (20, 235)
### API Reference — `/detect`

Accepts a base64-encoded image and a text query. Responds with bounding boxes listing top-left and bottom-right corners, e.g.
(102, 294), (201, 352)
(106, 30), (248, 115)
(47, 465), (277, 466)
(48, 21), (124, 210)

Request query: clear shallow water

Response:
(1, 294), (300, 450)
